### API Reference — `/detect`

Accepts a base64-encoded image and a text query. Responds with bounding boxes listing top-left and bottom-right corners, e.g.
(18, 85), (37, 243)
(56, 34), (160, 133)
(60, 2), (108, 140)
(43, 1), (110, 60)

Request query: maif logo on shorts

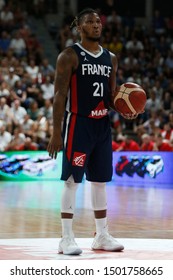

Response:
(72, 152), (86, 167)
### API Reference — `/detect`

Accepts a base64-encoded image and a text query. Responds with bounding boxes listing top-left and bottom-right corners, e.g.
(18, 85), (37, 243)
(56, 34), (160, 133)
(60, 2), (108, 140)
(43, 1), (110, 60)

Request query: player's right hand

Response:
(47, 135), (63, 159)
(120, 113), (138, 120)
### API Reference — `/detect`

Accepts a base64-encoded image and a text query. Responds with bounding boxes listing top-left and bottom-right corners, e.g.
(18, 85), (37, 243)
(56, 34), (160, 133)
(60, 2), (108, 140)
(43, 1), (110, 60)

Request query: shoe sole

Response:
(92, 246), (124, 252)
(58, 248), (82, 255)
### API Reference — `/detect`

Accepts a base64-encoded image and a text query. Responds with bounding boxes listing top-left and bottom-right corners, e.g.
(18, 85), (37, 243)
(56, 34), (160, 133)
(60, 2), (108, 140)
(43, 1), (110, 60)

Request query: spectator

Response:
(106, 9), (122, 31)
(125, 35), (144, 53)
(17, 137), (38, 150)
(0, 124), (12, 151)
(33, 114), (49, 149)
(20, 113), (36, 139)
(0, 4), (14, 32)
(10, 99), (27, 126)
(152, 10), (166, 35)
(154, 35), (169, 57)
(0, 97), (13, 131)
(140, 133), (155, 151)
(0, 57), (9, 76)
(25, 33), (43, 63)
(39, 99), (53, 122)
(139, 109), (164, 135)
(162, 91), (172, 115)
(40, 75), (54, 100)
(3, 66), (20, 87)
(26, 81), (42, 104)
(161, 123), (173, 142)
(25, 58), (39, 81)
(9, 30), (26, 57)
(5, 126), (25, 151)
(165, 50), (173, 72)
(10, 80), (27, 107)
(152, 79), (163, 100)
(117, 135), (140, 151)
(0, 30), (11, 54)
(123, 52), (138, 73)
(152, 49), (165, 74)
(108, 35), (123, 54)
(112, 134), (126, 151)
(39, 57), (55, 79)
(64, 32), (77, 48)
(145, 89), (162, 116)
(27, 100), (41, 121)
(116, 68), (126, 85)
(154, 133), (172, 151)
(0, 80), (10, 98)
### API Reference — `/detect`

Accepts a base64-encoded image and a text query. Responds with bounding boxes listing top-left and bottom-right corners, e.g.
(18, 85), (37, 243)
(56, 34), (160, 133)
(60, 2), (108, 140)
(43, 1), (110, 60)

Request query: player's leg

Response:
(90, 182), (124, 251)
(58, 114), (93, 255)
(86, 117), (124, 251)
(58, 175), (82, 255)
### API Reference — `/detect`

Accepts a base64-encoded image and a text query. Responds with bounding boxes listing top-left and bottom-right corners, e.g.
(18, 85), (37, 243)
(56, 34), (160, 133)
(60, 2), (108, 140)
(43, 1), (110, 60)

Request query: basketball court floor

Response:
(0, 179), (173, 260)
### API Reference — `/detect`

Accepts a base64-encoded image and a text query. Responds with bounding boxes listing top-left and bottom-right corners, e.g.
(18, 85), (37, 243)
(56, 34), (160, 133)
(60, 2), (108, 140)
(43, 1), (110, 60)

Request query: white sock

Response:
(95, 217), (108, 235)
(61, 219), (73, 237)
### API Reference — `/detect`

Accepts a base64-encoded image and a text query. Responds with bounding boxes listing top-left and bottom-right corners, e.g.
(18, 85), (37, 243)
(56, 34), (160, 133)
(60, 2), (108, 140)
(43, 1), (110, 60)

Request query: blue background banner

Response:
(112, 151), (172, 185)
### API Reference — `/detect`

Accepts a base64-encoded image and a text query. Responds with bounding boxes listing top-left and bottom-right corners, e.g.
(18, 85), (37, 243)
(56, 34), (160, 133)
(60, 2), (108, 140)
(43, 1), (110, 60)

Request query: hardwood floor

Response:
(0, 180), (173, 239)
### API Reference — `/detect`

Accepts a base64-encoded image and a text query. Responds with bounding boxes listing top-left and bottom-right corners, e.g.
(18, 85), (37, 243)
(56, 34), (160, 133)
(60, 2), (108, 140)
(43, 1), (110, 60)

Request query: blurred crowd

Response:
(0, 0), (55, 152)
(0, 0), (173, 152)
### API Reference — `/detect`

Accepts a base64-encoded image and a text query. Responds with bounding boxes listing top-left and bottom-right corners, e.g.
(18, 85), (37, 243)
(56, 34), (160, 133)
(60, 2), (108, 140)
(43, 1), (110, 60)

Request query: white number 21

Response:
(93, 82), (103, 97)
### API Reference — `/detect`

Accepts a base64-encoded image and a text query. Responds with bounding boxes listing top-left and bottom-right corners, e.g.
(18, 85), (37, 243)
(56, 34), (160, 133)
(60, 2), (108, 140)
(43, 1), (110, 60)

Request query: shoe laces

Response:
(63, 236), (77, 246)
(99, 232), (116, 243)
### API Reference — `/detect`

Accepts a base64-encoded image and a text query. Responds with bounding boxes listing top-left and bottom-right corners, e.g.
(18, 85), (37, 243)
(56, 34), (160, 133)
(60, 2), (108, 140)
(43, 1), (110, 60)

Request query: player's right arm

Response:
(47, 48), (78, 159)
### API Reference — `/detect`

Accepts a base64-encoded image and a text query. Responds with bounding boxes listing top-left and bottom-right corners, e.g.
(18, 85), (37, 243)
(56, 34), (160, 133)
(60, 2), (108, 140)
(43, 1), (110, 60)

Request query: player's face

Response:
(78, 13), (102, 42)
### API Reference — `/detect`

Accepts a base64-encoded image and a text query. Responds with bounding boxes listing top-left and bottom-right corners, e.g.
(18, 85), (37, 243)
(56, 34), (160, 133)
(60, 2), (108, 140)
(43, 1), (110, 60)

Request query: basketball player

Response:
(47, 8), (137, 255)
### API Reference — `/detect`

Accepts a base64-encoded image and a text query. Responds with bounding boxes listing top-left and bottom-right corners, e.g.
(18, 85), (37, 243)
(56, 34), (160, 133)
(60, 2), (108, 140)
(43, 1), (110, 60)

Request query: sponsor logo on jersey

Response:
(84, 56), (89, 61)
(90, 108), (108, 117)
(80, 51), (89, 61)
(72, 152), (86, 167)
(82, 64), (111, 77)
(89, 101), (108, 119)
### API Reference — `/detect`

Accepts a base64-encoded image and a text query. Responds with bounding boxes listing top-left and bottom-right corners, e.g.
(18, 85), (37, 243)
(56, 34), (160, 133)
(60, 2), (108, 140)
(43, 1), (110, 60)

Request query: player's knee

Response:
(65, 175), (79, 190)
(91, 182), (106, 188)
(90, 182), (107, 211)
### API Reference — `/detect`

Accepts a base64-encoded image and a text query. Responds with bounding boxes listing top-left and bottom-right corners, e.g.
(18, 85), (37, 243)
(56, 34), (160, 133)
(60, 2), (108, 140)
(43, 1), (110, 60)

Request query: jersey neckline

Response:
(75, 43), (103, 58)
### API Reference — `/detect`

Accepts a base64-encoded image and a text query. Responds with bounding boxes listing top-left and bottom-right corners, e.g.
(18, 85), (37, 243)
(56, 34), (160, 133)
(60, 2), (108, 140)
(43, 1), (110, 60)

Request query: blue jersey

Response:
(66, 43), (113, 119)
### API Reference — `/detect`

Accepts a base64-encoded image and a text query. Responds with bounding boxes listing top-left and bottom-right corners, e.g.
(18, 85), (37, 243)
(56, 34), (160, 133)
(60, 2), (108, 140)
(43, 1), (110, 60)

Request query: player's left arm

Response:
(109, 52), (138, 120)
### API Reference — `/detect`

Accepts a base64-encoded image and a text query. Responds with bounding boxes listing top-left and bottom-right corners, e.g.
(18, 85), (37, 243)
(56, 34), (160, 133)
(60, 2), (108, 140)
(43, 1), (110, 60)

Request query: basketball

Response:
(114, 82), (147, 115)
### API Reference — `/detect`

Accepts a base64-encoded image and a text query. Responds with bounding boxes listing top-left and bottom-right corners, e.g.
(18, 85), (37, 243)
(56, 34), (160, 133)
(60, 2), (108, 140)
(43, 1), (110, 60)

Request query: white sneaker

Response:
(91, 232), (124, 252)
(58, 236), (82, 255)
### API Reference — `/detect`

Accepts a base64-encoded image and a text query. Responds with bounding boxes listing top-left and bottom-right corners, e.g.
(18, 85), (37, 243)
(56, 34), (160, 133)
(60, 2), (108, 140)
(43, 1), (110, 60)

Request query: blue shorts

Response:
(61, 112), (113, 183)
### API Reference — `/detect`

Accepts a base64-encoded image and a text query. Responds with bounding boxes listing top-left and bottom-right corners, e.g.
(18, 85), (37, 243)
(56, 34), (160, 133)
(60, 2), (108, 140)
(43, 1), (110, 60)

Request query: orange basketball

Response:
(114, 82), (147, 115)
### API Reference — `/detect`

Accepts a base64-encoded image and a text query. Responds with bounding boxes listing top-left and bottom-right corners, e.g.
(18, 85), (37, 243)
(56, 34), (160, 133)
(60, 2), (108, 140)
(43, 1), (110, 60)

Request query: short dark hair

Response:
(70, 8), (98, 29)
